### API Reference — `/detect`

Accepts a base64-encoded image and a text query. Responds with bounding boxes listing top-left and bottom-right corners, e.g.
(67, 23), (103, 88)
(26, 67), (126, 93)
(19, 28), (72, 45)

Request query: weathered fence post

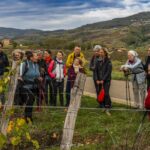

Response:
(60, 72), (86, 150)
(1, 61), (19, 135)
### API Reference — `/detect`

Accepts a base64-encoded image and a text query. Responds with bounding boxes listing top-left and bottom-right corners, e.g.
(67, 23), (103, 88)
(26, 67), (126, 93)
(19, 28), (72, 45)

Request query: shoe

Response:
(102, 109), (106, 112)
(106, 110), (111, 116)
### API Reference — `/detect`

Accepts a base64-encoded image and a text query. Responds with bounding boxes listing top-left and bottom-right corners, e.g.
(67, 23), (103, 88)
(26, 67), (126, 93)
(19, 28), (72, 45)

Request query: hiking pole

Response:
(127, 77), (131, 108)
(132, 111), (148, 149)
(125, 75), (129, 108)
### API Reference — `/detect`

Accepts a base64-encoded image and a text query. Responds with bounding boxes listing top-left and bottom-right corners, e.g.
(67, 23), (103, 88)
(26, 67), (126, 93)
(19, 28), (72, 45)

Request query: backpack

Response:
(21, 60), (29, 77)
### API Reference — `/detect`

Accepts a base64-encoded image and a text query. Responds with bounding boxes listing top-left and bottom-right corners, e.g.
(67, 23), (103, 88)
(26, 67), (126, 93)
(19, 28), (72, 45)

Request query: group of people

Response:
(1, 40), (150, 121)
(90, 45), (150, 111)
(1, 45), (87, 122)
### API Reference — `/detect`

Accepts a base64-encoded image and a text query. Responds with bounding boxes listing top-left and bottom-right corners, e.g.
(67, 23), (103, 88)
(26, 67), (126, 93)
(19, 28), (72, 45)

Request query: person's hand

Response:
(79, 65), (83, 69)
(96, 80), (101, 85)
(38, 77), (43, 81)
(18, 76), (23, 81)
(124, 67), (129, 71)
(100, 80), (104, 84)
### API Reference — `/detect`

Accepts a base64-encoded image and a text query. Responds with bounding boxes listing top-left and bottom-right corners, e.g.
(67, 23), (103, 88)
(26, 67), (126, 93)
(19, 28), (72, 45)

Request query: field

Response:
(8, 96), (149, 150)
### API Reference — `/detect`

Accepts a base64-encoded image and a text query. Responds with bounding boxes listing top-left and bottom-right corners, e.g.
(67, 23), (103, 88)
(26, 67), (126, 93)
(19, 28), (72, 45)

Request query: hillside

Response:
(0, 11), (150, 49)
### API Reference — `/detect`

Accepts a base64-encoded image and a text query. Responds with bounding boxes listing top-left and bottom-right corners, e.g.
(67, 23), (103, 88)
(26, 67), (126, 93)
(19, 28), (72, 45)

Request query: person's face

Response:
(38, 53), (43, 60)
(56, 52), (63, 60)
(128, 53), (134, 61)
(33, 53), (38, 62)
(74, 59), (80, 66)
(74, 47), (81, 56)
(14, 52), (21, 61)
(99, 49), (105, 58)
(147, 48), (150, 56)
(44, 51), (50, 59)
(94, 51), (100, 56)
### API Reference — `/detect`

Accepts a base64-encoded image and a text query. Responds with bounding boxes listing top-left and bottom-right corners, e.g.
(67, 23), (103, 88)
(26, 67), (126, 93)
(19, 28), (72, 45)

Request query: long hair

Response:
(102, 48), (109, 58)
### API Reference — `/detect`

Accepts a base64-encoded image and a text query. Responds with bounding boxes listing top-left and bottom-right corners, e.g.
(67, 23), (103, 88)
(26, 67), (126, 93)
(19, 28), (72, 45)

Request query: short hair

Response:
(45, 50), (52, 55)
(57, 50), (64, 56)
(25, 51), (33, 60)
(0, 42), (3, 48)
(93, 45), (102, 52)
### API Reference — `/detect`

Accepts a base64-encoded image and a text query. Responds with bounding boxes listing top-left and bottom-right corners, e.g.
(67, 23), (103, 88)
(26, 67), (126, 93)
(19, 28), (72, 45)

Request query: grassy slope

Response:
(29, 96), (150, 150)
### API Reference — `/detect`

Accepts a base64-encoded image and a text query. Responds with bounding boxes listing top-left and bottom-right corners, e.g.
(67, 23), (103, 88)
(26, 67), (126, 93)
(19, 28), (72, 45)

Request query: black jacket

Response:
(95, 57), (112, 82)
(0, 51), (9, 75)
(89, 55), (100, 80)
(144, 56), (150, 79)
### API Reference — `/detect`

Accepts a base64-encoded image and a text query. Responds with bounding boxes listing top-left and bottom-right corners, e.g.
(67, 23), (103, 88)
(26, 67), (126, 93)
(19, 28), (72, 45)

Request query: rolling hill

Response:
(0, 11), (150, 49)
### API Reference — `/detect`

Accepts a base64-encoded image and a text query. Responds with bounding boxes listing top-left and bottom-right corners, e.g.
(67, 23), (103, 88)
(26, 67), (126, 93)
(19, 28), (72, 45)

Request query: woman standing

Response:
(19, 51), (41, 122)
(44, 50), (53, 106)
(66, 58), (85, 106)
(95, 48), (112, 115)
(48, 51), (66, 106)
(89, 45), (102, 97)
(121, 50), (146, 109)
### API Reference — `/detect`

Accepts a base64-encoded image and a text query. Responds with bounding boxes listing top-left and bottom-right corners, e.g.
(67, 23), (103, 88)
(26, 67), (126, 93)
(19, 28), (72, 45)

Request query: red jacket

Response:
(48, 59), (66, 79)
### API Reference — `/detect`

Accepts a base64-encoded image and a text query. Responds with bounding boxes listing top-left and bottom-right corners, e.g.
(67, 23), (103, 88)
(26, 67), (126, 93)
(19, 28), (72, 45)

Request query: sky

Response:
(0, 0), (150, 31)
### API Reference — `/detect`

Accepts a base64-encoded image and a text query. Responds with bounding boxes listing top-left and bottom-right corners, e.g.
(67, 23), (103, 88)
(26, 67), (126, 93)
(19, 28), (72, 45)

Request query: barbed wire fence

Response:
(0, 62), (150, 150)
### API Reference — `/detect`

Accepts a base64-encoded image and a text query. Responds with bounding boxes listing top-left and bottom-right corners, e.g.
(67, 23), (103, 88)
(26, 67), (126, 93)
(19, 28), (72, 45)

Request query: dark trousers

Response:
(66, 80), (72, 107)
(94, 80), (100, 96)
(45, 78), (54, 105)
(97, 81), (111, 108)
(23, 88), (37, 120)
(14, 80), (25, 105)
(53, 80), (64, 106)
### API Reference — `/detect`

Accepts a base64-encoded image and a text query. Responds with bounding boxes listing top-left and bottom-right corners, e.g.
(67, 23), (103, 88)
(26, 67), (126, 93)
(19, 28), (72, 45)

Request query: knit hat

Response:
(128, 50), (138, 57)
(93, 45), (102, 52)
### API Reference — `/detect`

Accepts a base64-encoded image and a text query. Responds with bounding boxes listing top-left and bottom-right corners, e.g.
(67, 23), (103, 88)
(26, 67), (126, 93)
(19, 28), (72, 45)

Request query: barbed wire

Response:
(0, 104), (150, 112)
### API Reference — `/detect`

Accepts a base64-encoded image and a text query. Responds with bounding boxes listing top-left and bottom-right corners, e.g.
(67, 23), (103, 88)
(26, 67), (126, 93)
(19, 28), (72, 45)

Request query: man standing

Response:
(66, 46), (86, 69)
(0, 42), (9, 105)
(89, 45), (102, 96)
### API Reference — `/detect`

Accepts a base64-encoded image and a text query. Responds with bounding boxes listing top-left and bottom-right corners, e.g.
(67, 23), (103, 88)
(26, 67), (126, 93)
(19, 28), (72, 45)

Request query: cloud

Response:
(0, 0), (149, 30)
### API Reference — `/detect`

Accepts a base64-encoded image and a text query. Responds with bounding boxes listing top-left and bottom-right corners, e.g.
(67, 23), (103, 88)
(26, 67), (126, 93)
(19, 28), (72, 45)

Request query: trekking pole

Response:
(125, 75), (129, 108)
(132, 111), (148, 149)
(127, 77), (131, 108)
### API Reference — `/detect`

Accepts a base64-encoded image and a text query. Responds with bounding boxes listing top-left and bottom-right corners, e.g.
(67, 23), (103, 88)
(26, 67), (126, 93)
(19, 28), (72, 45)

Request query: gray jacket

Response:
(121, 58), (145, 84)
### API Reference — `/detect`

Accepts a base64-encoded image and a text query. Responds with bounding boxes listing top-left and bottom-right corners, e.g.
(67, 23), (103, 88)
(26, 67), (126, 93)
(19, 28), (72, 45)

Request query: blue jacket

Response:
(20, 60), (40, 82)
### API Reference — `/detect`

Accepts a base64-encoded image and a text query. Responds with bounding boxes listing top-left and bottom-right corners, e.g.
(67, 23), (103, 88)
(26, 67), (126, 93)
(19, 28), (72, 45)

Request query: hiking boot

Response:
(106, 110), (111, 116)
(102, 108), (106, 112)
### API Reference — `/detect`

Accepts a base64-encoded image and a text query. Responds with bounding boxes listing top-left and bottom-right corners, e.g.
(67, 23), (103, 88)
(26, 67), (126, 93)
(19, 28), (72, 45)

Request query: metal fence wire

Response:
(0, 102), (150, 150)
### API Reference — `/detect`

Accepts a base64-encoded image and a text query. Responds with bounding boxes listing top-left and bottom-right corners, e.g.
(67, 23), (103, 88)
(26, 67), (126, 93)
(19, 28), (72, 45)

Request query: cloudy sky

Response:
(0, 0), (149, 31)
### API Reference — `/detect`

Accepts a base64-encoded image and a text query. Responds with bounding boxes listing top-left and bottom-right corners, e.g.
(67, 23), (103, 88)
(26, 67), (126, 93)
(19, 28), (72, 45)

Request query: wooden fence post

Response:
(60, 73), (86, 150)
(1, 61), (19, 135)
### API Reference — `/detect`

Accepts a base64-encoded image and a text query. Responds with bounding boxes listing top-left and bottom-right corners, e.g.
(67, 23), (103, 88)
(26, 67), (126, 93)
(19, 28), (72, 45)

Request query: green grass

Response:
(26, 96), (150, 150)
